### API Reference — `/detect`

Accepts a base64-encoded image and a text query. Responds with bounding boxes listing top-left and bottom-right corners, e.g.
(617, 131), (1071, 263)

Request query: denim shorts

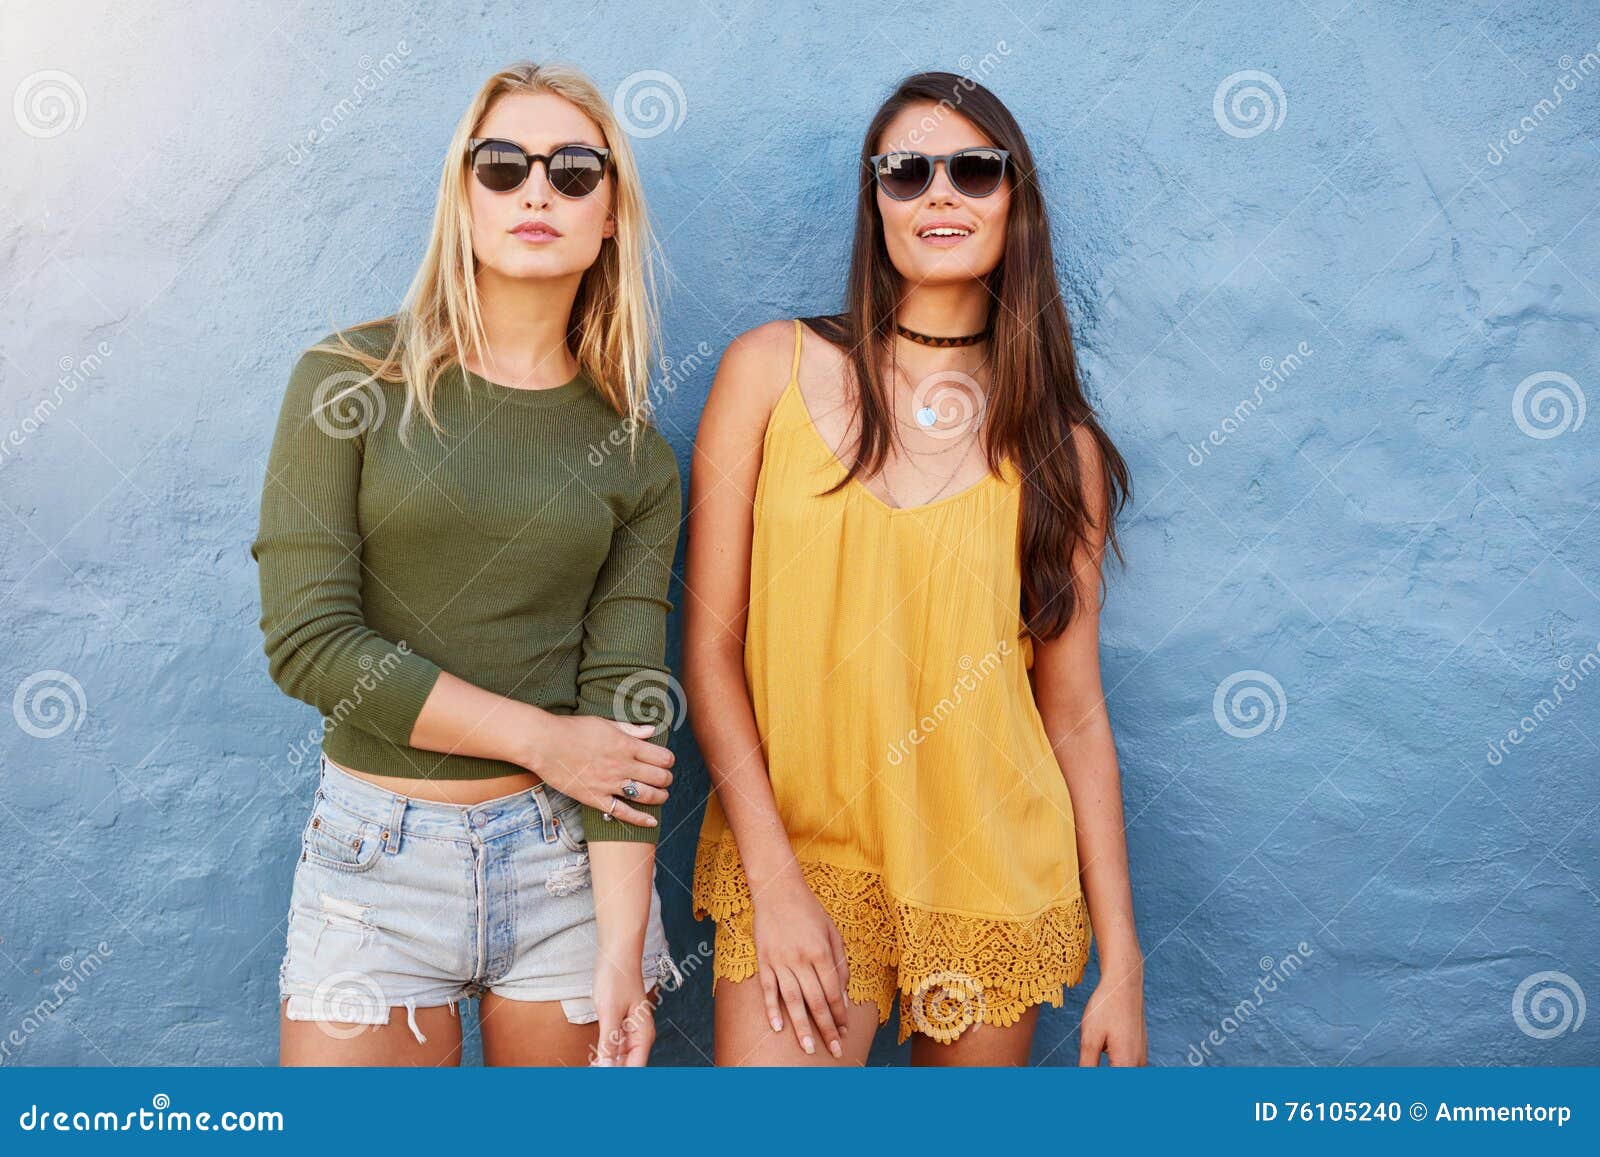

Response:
(279, 754), (679, 1043)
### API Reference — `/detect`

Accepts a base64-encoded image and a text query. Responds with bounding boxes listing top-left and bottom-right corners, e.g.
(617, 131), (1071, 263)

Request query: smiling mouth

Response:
(916, 224), (974, 248)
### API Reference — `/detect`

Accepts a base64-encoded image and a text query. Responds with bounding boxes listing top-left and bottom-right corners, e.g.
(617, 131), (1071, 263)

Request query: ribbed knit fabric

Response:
(251, 321), (680, 843)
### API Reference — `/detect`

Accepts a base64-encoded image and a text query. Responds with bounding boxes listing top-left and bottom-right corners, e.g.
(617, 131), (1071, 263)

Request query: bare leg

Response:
(279, 999), (464, 1066)
(480, 986), (666, 1066)
(477, 991), (603, 1066)
(712, 974), (880, 1066)
(908, 1003), (1040, 1066)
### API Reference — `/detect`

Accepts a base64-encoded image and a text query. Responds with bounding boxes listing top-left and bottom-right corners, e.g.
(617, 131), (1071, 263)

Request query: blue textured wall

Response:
(2, 0), (1595, 1067)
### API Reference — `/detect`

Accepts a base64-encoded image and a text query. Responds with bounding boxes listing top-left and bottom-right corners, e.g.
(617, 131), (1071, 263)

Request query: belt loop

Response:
(529, 785), (557, 844)
(384, 792), (406, 854)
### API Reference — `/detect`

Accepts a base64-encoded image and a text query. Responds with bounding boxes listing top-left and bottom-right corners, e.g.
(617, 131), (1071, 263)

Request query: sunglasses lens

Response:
(950, 150), (1006, 196)
(472, 142), (528, 193)
(876, 153), (931, 199)
(549, 147), (605, 198)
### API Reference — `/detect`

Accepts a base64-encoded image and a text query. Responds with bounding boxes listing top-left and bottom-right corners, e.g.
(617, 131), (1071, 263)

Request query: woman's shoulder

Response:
(280, 318), (401, 406)
(723, 318), (800, 371)
(632, 417), (681, 482)
(298, 317), (401, 367)
(706, 317), (817, 421)
(723, 314), (848, 358)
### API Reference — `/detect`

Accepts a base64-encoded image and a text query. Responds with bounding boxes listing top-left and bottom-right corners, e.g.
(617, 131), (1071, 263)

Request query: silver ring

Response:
(603, 796), (618, 821)
(622, 779), (640, 799)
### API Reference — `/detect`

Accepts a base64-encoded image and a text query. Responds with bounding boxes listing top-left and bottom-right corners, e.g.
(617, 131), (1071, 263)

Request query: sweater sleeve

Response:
(574, 429), (683, 843)
(250, 344), (443, 745)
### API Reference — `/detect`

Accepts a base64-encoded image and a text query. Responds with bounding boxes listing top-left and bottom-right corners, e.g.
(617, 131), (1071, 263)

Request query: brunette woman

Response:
(685, 72), (1145, 1066)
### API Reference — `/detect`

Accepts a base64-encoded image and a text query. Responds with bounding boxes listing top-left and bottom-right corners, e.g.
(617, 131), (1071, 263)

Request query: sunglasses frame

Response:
(466, 137), (612, 198)
(867, 147), (1011, 201)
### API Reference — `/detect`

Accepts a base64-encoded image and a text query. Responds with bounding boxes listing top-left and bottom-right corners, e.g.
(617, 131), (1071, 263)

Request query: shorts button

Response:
(471, 813), (487, 828)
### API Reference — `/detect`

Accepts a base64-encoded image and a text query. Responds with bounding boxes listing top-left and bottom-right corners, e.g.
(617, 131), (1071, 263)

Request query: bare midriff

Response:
(322, 754), (545, 806)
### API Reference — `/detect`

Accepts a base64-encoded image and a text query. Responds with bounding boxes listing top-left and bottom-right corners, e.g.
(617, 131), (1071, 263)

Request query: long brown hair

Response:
(806, 71), (1129, 640)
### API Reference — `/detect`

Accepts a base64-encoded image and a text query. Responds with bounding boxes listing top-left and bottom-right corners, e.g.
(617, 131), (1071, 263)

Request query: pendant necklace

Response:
(895, 352), (992, 448)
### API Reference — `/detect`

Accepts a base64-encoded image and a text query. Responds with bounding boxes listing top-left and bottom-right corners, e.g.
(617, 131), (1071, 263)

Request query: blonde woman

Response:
(253, 62), (682, 1067)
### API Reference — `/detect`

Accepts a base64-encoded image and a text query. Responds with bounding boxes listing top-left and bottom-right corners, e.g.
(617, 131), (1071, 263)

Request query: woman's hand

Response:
(1078, 957), (1147, 1066)
(525, 714), (674, 828)
(750, 873), (851, 1058)
(592, 958), (656, 1066)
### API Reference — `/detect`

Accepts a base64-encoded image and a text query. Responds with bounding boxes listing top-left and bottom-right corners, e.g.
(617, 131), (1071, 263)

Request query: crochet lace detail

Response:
(692, 835), (1091, 1045)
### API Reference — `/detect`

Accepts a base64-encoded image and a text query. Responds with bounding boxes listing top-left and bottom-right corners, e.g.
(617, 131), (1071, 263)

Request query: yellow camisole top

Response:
(691, 319), (1091, 1043)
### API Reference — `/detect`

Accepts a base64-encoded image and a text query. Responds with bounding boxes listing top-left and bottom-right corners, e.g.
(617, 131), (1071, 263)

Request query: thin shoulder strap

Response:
(789, 317), (803, 386)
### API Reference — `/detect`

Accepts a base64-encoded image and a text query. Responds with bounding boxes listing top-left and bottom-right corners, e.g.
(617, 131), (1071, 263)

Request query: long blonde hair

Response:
(313, 61), (660, 445)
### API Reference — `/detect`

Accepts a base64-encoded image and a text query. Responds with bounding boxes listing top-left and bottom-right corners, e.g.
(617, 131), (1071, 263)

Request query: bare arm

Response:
(407, 674), (668, 823)
(682, 322), (850, 1058)
(1030, 425), (1146, 1066)
(588, 840), (658, 1065)
(683, 324), (797, 892)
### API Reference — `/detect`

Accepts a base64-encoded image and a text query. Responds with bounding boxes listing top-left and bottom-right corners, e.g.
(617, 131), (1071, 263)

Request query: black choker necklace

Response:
(895, 323), (987, 348)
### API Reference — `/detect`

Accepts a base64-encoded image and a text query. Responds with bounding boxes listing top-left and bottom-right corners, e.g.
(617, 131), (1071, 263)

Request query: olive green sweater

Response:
(251, 321), (680, 843)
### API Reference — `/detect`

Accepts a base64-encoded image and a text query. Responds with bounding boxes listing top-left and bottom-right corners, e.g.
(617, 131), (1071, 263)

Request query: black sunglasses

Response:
(467, 137), (611, 198)
(868, 148), (1010, 201)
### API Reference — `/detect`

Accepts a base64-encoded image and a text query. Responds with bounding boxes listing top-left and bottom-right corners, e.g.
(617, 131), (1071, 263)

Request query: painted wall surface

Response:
(1, 1), (1595, 1066)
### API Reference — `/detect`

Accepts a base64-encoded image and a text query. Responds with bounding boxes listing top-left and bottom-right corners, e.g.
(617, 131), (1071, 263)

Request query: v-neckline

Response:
(781, 377), (1004, 516)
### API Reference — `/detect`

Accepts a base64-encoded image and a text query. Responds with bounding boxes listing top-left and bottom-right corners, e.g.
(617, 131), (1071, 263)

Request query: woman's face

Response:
(466, 91), (615, 284)
(873, 104), (1011, 290)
